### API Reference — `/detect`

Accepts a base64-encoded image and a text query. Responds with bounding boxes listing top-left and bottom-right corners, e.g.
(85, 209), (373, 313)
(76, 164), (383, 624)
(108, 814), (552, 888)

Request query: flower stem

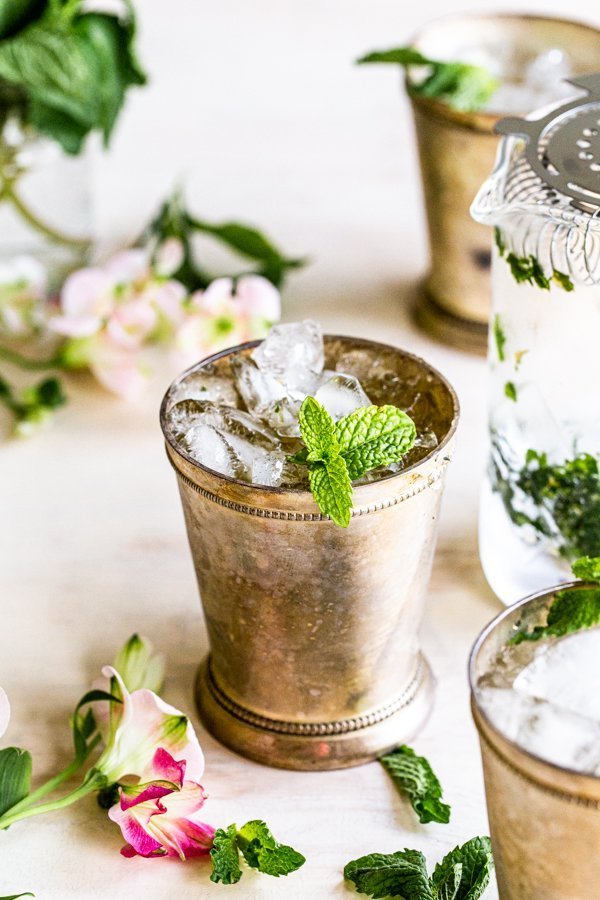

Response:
(0, 770), (104, 830)
(0, 177), (91, 250)
(0, 344), (63, 370)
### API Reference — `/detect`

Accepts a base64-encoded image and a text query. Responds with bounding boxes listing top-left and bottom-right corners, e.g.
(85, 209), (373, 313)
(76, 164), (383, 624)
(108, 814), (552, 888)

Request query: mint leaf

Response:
(506, 253), (550, 289)
(510, 586), (600, 645)
(210, 824), (242, 885)
(431, 837), (493, 900)
(335, 405), (416, 480)
(493, 227), (505, 258)
(237, 820), (305, 878)
(0, 0), (45, 39)
(308, 457), (353, 527)
(572, 556), (600, 583)
(504, 381), (517, 403)
(299, 396), (339, 460)
(356, 46), (498, 113)
(0, 748), (32, 818)
(0, 894), (35, 899)
(492, 314), (506, 362)
(344, 849), (433, 899)
(552, 270), (574, 292)
(379, 745), (450, 825)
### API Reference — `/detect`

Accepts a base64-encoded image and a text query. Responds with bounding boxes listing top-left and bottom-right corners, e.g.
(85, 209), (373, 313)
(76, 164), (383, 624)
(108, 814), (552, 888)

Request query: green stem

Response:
(0, 177), (90, 250)
(0, 345), (63, 370)
(4, 737), (101, 817)
(0, 771), (103, 830)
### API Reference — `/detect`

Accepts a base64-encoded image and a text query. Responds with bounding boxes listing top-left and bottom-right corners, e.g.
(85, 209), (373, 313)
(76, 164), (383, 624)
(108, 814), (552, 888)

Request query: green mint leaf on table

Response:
(431, 837), (494, 900)
(210, 824), (243, 884)
(237, 819), (306, 877)
(296, 398), (417, 527)
(504, 382), (517, 403)
(0, 747), (32, 818)
(379, 745), (450, 825)
(344, 849), (433, 899)
(335, 405), (416, 480)
(572, 556), (600, 582)
(210, 820), (305, 884)
(0, 2), (146, 154)
(356, 46), (498, 113)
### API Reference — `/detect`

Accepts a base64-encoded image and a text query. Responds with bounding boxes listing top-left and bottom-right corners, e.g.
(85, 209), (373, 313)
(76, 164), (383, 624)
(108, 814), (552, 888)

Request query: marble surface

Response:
(4, 0), (598, 896)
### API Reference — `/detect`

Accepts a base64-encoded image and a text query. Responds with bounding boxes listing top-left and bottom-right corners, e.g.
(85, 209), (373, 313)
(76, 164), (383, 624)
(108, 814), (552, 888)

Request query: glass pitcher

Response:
(472, 74), (600, 603)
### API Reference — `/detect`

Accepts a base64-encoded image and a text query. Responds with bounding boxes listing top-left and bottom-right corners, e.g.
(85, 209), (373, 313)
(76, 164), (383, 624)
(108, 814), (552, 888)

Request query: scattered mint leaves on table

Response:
(356, 46), (498, 113)
(344, 836), (494, 899)
(293, 397), (417, 527)
(210, 820), (305, 884)
(379, 745), (450, 825)
(510, 556), (600, 645)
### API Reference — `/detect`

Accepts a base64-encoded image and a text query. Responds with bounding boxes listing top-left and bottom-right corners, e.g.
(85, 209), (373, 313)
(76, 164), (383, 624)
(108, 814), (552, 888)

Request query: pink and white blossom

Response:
(108, 748), (215, 860)
(95, 668), (204, 785)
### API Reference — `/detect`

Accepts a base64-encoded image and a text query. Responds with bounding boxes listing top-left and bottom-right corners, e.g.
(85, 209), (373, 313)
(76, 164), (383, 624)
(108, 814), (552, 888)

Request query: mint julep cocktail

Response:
(163, 320), (439, 525)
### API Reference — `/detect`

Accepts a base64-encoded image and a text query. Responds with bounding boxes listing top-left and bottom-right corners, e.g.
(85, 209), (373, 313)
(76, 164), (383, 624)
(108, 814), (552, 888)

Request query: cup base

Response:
(414, 288), (488, 356)
(195, 654), (435, 770)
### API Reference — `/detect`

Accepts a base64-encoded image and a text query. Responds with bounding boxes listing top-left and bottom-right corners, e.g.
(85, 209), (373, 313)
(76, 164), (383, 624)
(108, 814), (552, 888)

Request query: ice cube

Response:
(252, 320), (324, 392)
(183, 423), (244, 479)
(250, 450), (286, 487)
(232, 356), (287, 414)
(192, 403), (279, 449)
(314, 373), (371, 421)
(166, 399), (208, 439)
(168, 372), (239, 408)
(514, 629), (600, 721)
(261, 396), (303, 438)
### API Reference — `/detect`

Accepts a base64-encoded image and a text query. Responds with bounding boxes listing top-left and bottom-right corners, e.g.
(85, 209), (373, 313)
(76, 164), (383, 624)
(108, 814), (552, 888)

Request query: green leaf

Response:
(492, 314), (506, 362)
(0, 0), (46, 39)
(572, 556), (600, 583)
(0, 893), (35, 899)
(335, 405), (416, 480)
(210, 823), (243, 884)
(0, 4), (145, 154)
(344, 849), (434, 899)
(0, 748), (32, 817)
(298, 396), (339, 460)
(510, 586), (600, 645)
(504, 381), (517, 403)
(379, 745), (450, 825)
(552, 270), (575, 292)
(308, 457), (353, 527)
(493, 227), (505, 258)
(356, 46), (498, 112)
(505, 253), (550, 289)
(237, 820), (305, 878)
(72, 688), (121, 763)
(431, 837), (494, 900)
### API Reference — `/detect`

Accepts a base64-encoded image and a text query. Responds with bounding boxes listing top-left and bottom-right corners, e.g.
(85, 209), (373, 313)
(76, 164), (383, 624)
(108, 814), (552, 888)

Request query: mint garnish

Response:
(210, 820), (305, 885)
(492, 314), (506, 362)
(295, 397), (417, 527)
(511, 556), (600, 644)
(356, 47), (498, 113)
(379, 745), (450, 825)
(344, 837), (493, 899)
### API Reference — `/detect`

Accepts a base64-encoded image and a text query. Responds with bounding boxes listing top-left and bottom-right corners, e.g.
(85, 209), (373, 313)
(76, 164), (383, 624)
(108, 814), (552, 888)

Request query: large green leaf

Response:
(431, 837), (494, 900)
(0, 747), (32, 817)
(0, 0), (46, 40)
(344, 849), (434, 899)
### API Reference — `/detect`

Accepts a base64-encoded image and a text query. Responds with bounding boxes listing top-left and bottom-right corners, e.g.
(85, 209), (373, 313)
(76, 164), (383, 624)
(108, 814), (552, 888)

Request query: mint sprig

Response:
(295, 397), (417, 527)
(356, 46), (498, 113)
(510, 556), (600, 644)
(344, 837), (493, 900)
(210, 820), (305, 885)
(380, 745), (450, 825)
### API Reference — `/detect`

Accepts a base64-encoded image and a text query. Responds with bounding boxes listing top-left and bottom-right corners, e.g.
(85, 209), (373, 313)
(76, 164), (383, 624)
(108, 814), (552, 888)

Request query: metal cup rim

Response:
(159, 334), (460, 497)
(469, 579), (600, 784)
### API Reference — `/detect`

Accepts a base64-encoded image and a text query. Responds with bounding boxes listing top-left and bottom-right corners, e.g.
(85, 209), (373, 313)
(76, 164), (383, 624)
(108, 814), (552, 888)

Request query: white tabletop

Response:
(3, 0), (596, 896)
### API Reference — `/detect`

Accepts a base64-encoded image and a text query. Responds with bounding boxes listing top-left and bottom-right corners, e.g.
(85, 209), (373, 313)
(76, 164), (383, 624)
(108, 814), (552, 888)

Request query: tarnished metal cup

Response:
(409, 13), (600, 353)
(160, 336), (459, 770)
(470, 584), (600, 899)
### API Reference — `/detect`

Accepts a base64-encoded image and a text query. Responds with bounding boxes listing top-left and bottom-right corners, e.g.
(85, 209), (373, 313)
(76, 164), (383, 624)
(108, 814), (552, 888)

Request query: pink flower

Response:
(95, 668), (204, 785)
(86, 335), (149, 401)
(0, 256), (48, 336)
(108, 748), (215, 860)
(173, 275), (281, 370)
(153, 238), (185, 277)
(0, 687), (9, 739)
